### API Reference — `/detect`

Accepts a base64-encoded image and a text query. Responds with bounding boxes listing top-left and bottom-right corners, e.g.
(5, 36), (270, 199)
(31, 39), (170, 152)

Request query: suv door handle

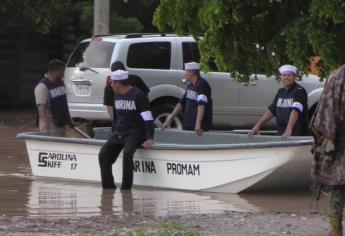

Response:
(181, 79), (188, 84)
(72, 79), (92, 86)
(249, 81), (257, 86)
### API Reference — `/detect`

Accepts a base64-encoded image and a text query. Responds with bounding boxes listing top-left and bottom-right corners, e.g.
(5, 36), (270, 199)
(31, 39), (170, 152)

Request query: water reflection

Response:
(0, 176), (330, 218)
(26, 180), (259, 217)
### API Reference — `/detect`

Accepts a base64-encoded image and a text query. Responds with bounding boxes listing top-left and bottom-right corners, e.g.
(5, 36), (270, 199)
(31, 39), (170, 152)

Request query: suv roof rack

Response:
(93, 34), (112, 38)
(125, 33), (176, 38)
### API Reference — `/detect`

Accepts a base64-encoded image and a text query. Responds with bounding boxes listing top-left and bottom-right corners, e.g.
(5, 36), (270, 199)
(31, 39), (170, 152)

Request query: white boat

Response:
(17, 129), (314, 193)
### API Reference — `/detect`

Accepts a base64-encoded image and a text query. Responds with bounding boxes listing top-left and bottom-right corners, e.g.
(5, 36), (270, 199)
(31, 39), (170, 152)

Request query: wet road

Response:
(0, 111), (328, 219)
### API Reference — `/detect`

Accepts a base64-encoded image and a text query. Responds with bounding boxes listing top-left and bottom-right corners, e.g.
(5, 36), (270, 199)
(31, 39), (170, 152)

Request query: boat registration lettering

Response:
(133, 160), (156, 174)
(167, 163), (200, 176)
(38, 152), (77, 170)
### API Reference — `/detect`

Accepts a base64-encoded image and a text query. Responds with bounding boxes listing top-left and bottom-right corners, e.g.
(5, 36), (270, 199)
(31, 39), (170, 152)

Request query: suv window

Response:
(127, 42), (171, 69)
(67, 40), (115, 68)
(182, 42), (200, 65)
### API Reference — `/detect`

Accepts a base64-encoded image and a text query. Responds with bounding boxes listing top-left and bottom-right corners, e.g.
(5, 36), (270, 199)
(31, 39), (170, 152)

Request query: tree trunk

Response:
(93, 0), (110, 36)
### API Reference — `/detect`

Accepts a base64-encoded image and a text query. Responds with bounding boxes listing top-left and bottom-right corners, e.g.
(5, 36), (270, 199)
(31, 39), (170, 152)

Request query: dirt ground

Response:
(0, 211), (330, 236)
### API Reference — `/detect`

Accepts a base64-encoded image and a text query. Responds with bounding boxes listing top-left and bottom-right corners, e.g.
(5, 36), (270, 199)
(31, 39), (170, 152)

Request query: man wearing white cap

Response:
(163, 62), (213, 135)
(249, 64), (308, 137)
(98, 70), (154, 189)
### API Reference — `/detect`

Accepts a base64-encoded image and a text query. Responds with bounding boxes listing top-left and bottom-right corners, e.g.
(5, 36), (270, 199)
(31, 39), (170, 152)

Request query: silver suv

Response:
(65, 34), (324, 129)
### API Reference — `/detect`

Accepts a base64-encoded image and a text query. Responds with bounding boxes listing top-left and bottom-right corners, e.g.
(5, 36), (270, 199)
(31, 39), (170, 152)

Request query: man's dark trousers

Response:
(98, 133), (145, 189)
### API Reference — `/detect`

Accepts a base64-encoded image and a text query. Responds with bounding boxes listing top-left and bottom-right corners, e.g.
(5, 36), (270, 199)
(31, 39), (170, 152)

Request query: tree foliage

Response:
(0, 0), (72, 33)
(153, 0), (345, 80)
(78, 1), (143, 34)
(0, 0), (158, 35)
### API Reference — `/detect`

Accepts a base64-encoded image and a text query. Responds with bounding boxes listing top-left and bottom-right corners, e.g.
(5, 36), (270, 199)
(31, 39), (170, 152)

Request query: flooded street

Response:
(0, 111), (331, 235)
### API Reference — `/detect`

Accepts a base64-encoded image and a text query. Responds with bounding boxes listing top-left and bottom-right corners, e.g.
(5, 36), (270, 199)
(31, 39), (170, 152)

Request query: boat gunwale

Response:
(17, 132), (314, 150)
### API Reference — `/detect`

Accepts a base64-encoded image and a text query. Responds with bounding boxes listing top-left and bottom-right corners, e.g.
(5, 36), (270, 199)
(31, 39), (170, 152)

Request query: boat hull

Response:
(24, 137), (312, 193)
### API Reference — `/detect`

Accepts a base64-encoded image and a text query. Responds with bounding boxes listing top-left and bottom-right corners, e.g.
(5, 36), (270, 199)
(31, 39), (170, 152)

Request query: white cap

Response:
(279, 65), (297, 75)
(185, 62), (200, 70)
(111, 70), (128, 81)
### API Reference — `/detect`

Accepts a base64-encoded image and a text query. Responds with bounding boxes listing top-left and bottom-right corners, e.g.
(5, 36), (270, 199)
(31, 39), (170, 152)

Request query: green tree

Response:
(153, 0), (345, 80)
(0, 0), (72, 33)
(78, 1), (143, 34)
(0, 0), (158, 35)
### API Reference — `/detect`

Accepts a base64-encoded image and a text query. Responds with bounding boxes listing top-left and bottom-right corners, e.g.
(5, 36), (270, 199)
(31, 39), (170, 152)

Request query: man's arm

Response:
(34, 84), (49, 133)
(37, 104), (48, 133)
(136, 92), (155, 149)
(103, 85), (114, 120)
(282, 110), (299, 138)
(195, 105), (205, 135)
(106, 106), (114, 120)
(163, 90), (186, 129)
(249, 110), (274, 136)
(249, 92), (278, 136)
(194, 82), (211, 135)
(162, 103), (183, 128)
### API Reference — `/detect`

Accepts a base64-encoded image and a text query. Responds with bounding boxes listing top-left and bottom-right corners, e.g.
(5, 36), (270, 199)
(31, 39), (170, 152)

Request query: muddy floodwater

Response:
(0, 111), (332, 235)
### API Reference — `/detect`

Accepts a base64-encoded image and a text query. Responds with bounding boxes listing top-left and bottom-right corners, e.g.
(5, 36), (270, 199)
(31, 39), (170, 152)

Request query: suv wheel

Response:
(152, 104), (183, 129)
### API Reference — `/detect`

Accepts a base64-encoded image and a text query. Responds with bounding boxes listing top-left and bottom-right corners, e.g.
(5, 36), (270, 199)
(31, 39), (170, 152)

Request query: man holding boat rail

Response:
(163, 62), (213, 135)
(98, 70), (154, 190)
(249, 65), (308, 138)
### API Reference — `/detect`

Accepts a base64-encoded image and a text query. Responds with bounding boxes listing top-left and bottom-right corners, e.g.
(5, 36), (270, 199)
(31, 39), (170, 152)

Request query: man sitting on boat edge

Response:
(98, 70), (154, 190)
(249, 64), (309, 138)
(103, 61), (150, 131)
(162, 62), (213, 135)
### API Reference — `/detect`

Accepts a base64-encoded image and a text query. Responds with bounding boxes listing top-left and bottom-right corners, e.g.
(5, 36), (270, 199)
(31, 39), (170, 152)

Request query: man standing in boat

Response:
(163, 62), (213, 135)
(249, 65), (308, 138)
(98, 70), (154, 190)
(310, 65), (345, 236)
(34, 59), (72, 137)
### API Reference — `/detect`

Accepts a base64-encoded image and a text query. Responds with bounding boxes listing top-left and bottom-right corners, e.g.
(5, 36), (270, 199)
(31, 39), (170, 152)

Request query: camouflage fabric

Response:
(329, 186), (345, 234)
(310, 65), (345, 186)
(330, 186), (345, 216)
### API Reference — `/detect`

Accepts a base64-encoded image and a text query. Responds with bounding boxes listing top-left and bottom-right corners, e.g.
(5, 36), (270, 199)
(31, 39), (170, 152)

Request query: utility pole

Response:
(93, 0), (110, 36)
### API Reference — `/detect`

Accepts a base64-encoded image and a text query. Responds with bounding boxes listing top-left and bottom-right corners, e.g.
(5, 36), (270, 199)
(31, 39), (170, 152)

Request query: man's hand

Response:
(282, 110), (299, 139)
(195, 123), (204, 136)
(281, 128), (292, 139)
(142, 139), (154, 149)
(40, 122), (48, 134)
(248, 126), (260, 137)
(162, 115), (172, 129)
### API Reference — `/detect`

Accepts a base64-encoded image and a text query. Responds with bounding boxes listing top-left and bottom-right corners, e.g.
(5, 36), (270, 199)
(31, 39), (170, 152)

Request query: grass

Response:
(79, 220), (205, 236)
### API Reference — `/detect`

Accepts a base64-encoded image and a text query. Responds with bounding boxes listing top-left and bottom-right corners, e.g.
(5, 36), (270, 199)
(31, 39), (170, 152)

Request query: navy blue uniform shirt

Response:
(104, 74), (150, 129)
(180, 77), (213, 131)
(113, 87), (154, 139)
(268, 82), (308, 136)
(39, 76), (71, 127)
